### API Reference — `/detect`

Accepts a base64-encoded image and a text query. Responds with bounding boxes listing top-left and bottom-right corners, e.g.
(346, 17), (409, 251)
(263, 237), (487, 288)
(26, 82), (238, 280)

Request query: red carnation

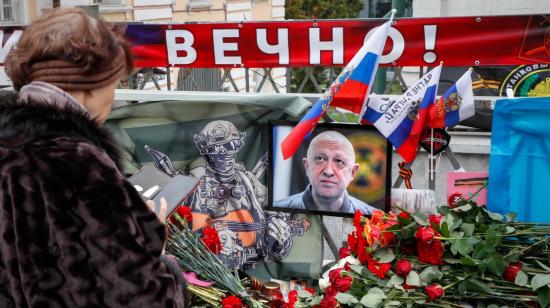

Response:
(425, 284), (444, 300)
(316, 295), (338, 308)
(201, 226), (222, 254)
(169, 206), (193, 226)
(428, 214), (442, 227)
(287, 290), (298, 308)
(339, 247), (351, 259)
(503, 262), (523, 282)
(416, 226), (436, 243)
(395, 259), (412, 277)
(221, 295), (243, 308)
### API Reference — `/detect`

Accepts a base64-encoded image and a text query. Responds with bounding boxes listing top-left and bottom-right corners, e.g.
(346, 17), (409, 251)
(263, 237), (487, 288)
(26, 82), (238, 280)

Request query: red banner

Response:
(1, 15), (548, 67)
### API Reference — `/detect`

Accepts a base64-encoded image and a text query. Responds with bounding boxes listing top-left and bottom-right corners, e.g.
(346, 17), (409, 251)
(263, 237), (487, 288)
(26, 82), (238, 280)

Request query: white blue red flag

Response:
(280, 19), (392, 160)
(360, 94), (392, 124)
(428, 69), (474, 128)
(373, 64), (442, 163)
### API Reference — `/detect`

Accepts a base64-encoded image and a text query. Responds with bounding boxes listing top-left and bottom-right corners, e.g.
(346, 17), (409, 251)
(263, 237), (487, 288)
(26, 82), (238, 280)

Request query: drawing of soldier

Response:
(188, 120), (293, 269)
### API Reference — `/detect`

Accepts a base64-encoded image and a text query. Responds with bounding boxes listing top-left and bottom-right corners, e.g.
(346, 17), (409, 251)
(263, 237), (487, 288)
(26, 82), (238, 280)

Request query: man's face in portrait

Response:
(303, 136), (359, 203)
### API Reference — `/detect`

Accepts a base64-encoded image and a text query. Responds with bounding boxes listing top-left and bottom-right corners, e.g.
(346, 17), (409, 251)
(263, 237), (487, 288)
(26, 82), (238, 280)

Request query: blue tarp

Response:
(488, 97), (550, 223)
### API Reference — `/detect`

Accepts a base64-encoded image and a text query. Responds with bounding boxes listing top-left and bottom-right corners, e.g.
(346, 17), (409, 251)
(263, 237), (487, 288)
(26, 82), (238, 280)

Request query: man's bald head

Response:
(307, 131), (356, 163)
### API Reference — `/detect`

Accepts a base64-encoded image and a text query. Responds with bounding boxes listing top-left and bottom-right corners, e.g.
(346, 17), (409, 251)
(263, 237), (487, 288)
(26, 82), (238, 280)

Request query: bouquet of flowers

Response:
(166, 206), (263, 307)
(294, 198), (550, 307)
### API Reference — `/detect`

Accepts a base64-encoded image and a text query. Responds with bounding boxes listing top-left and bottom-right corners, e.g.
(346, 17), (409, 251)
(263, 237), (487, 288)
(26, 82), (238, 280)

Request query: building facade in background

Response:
(0, 0), (286, 92)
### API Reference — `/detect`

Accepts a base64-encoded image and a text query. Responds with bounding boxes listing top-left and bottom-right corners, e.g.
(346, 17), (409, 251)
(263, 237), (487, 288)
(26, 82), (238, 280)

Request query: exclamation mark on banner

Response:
(423, 25), (437, 63)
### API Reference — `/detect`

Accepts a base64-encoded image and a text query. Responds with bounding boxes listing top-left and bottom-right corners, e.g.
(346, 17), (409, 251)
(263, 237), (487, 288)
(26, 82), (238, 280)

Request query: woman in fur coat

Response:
(0, 8), (185, 308)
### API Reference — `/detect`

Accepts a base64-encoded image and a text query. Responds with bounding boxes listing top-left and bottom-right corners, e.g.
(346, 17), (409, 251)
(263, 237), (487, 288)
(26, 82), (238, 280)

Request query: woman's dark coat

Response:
(0, 91), (184, 307)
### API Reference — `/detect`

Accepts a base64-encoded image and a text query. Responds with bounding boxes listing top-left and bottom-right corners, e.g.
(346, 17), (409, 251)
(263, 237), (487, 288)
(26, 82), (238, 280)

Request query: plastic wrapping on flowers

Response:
(291, 199), (550, 308)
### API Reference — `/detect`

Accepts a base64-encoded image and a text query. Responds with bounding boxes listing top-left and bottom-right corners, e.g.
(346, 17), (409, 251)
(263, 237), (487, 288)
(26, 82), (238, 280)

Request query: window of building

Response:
(53, 0), (60, 8)
(0, 0), (13, 21)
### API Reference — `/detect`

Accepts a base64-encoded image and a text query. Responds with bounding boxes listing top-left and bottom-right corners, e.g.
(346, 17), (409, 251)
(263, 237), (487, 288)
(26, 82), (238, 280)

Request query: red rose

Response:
(353, 210), (363, 230)
(398, 211), (411, 221)
(339, 247), (351, 259)
(368, 260), (392, 279)
(428, 215), (442, 227)
(425, 284), (444, 300)
(324, 286), (338, 298)
(333, 275), (352, 292)
(503, 262), (523, 282)
(328, 268), (343, 284)
(347, 233), (358, 254)
(343, 262), (352, 271)
(395, 259), (412, 277)
(416, 226), (436, 243)
(357, 240), (370, 264)
(448, 192), (463, 208)
(417, 239), (444, 265)
(316, 295), (338, 308)
(221, 295), (243, 308)
(177, 206), (193, 223)
(201, 226), (222, 254)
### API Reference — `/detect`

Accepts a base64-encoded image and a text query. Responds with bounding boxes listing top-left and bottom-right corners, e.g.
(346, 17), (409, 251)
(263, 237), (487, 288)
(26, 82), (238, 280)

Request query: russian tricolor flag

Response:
(428, 69), (474, 128)
(360, 94), (391, 124)
(373, 64), (442, 163)
(280, 20), (392, 160)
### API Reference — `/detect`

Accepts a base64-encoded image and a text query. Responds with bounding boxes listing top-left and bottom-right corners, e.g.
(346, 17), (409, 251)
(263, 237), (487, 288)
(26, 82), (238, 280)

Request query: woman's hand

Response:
(146, 197), (168, 224)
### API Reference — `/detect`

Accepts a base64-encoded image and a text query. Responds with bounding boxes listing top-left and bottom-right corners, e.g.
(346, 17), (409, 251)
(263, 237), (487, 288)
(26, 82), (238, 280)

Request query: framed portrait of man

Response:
(268, 121), (392, 217)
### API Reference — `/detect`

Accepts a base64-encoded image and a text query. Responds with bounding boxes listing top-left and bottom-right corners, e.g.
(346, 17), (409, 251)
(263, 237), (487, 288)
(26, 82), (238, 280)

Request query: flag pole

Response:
(358, 8), (397, 122)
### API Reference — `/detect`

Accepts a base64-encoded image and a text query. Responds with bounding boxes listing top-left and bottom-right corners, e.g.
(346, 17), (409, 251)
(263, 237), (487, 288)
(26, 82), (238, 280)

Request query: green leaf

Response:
(465, 278), (494, 294)
(360, 288), (386, 308)
(412, 212), (429, 226)
(458, 281), (467, 295)
(373, 248), (395, 264)
(460, 223), (475, 236)
(460, 255), (480, 266)
(485, 253), (506, 276)
(537, 285), (550, 308)
(437, 206), (451, 215)
(515, 270), (529, 287)
(451, 235), (479, 256)
(443, 256), (461, 264)
(536, 259), (550, 272)
(310, 296), (323, 305)
(532, 274), (550, 291)
(487, 211), (504, 222)
(351, 264), (367, 276)
(383, 300), (402, 307)
(453, 204), (472, 212)
(406, 271), (421, 287)
(419, 266), (443, 284)
(440, 220), (450, 238)
(335, 293), (359, 305)
(387, 275), (404, 288)
(450, 218), (463, 232)
(298, 290), (313, 298)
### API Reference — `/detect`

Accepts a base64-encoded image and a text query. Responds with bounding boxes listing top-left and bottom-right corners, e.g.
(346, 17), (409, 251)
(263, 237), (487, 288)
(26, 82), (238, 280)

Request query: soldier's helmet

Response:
(194, 120), (246, 155)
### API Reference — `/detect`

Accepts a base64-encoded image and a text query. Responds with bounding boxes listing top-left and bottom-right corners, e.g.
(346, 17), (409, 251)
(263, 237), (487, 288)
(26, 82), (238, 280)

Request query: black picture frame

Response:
(267, 120), (392, 218)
